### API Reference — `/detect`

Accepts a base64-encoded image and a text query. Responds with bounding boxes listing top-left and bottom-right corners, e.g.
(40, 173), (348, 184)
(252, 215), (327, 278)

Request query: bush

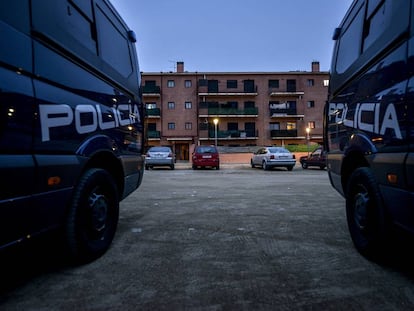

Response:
(285, 144), (320, 152)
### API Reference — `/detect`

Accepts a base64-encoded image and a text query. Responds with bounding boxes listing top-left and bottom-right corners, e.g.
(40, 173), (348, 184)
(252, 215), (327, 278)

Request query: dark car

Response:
(192, 145), (220, 170)
(300, 147), (326, 169)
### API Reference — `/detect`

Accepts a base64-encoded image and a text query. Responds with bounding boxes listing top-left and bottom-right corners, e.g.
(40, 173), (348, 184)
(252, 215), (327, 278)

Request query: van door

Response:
(0, 11), (36, 247)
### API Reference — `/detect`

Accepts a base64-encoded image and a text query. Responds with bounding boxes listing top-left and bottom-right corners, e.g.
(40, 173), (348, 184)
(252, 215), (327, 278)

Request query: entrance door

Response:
(175, 143), (189, 161)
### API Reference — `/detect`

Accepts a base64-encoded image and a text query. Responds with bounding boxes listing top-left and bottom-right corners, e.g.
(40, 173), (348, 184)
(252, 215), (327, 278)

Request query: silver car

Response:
(251, 147), (296, 171)
(145, 146), (175, 170)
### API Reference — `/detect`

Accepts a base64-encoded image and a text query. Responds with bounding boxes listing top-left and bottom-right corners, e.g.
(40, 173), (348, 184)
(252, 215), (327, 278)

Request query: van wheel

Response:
(66, 168), (119, 264)
(346, 167), (389, 260)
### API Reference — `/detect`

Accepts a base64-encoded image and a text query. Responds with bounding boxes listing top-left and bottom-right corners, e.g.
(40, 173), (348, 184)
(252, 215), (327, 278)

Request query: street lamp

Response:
(306, 127), (310, 157)
(213, 118), (219, 147)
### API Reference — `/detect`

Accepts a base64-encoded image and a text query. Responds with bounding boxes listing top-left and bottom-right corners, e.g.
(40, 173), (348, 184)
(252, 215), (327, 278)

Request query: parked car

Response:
(251, 147), (296, 171)
(192, 145), (220, 169)
(300, 147), (326, 170)
(145, 146), (175, 170)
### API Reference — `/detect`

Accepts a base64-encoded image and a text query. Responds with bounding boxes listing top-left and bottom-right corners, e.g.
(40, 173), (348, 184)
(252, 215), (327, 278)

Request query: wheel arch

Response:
(82, 151), (124, 199)
(341, 151), (369, 194)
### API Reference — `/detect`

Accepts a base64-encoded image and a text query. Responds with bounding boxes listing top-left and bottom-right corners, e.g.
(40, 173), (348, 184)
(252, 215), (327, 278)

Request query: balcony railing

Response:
(208, 129), (258, 139)
(142, 85), (161, 94)
(147, 130), (161, 139)
(270, 129), (298, 137)
(198, 85), (258, 95)
(208, 107), (258, 115)
(270, 108), (297, 115)
(145, 108), (161, 117)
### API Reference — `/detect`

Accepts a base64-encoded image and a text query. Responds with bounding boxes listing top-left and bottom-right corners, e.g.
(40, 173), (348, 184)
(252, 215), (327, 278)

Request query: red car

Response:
(299, 147), (326, 170)
(192, 146), (220, 170)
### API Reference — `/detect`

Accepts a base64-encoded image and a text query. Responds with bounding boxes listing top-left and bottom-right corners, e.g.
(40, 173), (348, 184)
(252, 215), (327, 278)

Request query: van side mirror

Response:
(128, 30), (137, 43)
(332, 27), (341, 40)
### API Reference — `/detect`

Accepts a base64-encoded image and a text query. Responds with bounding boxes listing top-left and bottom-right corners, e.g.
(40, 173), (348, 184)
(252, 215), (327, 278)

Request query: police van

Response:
(0, 0), (144, 263)
(325, 0), (414, 258)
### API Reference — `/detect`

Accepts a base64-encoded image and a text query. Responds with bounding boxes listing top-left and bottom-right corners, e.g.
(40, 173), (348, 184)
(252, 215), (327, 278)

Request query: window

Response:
(208, 80), (219, 92)
(269, 122), (280, 130)
(185, 122), (192, 130)
(335, 5), (364, 73)
(268, 79), (279, 88)
(185, 80), (192, 88)
(147, 123), (156, 131)
(323, 79), (329, 87)
(286, 79), (296, 92)
(245, 122), (256, 137)
(308, 121), (316, 129)
(244, 101), (255, 108)
(287, 122), (296, 130)
(363, 1), (391, 52)
(185, 102), (192, 109)
(244, 80), (255, 92)
(168, 102), (175, 109)
(146, 102), (157, 109)
(95, 4), (132, 76)
(227, 80), (237, 88)
(307, 101), (315, 108)
(307, 79), (315, 87)
(167, 80), (175, 88)
(168, 123), (175, 130)
(228, 123), (238, 131)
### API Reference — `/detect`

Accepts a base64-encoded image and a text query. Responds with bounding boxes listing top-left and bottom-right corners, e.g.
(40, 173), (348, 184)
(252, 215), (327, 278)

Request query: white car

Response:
(251, 147), (296, 171)
(145, 146), (175, 170)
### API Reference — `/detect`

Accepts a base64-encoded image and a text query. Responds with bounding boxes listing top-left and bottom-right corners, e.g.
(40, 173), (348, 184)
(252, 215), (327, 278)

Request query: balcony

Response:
(204, 107), (259, 117)
(147, 130), (161, 139)
(269, 88), (304, 97)
(198, 129), (258, 140)
(198, 85), (258, 96)
(270, 129), (298, 138)
(270, 108), (304, 119)
(145, 108), (161, 118)
(142, 85), (161, 97)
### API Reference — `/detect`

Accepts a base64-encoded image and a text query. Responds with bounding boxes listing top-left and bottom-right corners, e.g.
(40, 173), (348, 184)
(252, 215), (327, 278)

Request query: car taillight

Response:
(270, 155), (275, 159)
(146, 153), (150, 157)
(293, 155), (296, 159)
(168, 152), (173, 157)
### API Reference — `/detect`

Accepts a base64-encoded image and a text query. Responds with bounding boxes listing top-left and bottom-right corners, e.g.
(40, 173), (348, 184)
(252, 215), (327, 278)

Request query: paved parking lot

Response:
(1, 165), (414, 310)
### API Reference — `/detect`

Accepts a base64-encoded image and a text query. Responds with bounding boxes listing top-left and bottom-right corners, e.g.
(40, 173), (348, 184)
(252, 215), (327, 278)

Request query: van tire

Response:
(66, 168), (119, 264)
(345, 167), (389, 260)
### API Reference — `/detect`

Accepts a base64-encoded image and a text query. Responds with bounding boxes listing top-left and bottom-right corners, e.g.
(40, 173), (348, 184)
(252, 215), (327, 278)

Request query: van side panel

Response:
(0, 0), (143, 252)
(0, 2), (36, 247)
(326, 0), (414, 240)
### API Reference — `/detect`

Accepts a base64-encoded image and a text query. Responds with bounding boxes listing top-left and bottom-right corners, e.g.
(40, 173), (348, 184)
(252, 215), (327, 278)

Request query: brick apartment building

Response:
(141, 61), (329, 161)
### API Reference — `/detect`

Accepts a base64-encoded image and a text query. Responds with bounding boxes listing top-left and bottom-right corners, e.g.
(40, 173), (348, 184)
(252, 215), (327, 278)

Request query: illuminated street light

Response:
(213, 118), (219, 147)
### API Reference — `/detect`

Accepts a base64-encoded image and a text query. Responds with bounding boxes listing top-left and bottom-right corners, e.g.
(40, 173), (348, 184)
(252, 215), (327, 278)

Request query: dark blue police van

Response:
(325, 0), (414, 259)
(0, 0), (144, 263)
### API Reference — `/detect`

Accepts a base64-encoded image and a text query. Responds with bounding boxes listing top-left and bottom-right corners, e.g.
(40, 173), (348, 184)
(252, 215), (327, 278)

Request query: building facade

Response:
(142, 61), (329, 161)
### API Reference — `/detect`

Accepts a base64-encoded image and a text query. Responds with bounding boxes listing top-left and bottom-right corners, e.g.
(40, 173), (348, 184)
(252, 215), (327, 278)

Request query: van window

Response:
(95, 3), (133, 77)
(363, 1), (392, 52)
(335, 5), (364, 74)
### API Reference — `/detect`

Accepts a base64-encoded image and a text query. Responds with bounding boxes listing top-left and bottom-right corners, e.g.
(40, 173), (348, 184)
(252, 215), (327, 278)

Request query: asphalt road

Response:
(1, 165), (414, 310)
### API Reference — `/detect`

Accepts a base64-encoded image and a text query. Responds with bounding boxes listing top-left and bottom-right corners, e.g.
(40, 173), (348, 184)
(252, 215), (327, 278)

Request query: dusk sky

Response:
(110, 0), (354, 73)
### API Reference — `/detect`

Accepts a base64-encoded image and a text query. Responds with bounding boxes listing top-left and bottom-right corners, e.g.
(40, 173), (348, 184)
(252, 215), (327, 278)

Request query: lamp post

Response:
(213, 118), (219, 147)
(306, 127), (310, 157)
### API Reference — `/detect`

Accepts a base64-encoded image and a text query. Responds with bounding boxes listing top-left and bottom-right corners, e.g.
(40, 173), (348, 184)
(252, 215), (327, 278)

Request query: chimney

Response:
(177, 61), (184, 73)
(311, 61), (320, 72)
